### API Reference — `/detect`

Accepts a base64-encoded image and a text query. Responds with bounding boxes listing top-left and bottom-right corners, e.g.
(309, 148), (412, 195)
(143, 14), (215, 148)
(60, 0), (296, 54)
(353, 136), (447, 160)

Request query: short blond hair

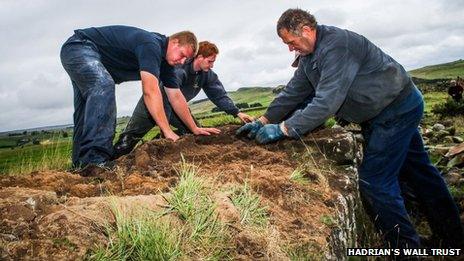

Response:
(170, 31), (198, 56)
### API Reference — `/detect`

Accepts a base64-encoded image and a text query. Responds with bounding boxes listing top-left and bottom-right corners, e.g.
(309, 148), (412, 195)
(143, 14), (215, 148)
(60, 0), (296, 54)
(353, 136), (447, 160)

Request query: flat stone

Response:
(446, 143), (464, 157)
(436, 130), (450, 139)
(447, 154), (464, 168)
(432, 123), (446, 131)
(428, 145), (452, 156)
(304, 128), (360, 165)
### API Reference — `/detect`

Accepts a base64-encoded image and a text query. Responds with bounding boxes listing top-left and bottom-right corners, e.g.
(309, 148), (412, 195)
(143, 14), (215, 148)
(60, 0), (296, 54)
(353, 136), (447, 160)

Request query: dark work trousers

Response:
(122, 95), (200, 139)
(60, 34), (116, 168)
(359, 87), (463, 248)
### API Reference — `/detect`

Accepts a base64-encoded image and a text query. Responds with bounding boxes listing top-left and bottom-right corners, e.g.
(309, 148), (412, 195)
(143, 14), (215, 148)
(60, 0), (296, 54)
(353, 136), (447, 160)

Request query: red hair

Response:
(197, 41), (219, 58)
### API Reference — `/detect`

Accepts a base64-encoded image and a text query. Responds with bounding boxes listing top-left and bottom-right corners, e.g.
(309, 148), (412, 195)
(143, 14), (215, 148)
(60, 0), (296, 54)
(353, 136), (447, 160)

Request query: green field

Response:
(189, 87), (275, 115)
(0, 86), (275, 174)
(2, 59), (463, 175)
(0, 139), (72, 174)
(409, 59), (464, 79)
(423, 91), (448, 114)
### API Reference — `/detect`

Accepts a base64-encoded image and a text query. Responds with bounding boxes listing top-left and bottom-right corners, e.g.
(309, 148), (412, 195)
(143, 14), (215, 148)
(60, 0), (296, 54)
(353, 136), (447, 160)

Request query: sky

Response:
(1, 0), (463, 132)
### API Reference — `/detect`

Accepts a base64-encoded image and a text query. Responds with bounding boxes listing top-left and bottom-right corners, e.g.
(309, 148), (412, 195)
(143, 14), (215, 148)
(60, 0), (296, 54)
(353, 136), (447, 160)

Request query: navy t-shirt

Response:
(74, 25), (179, 87)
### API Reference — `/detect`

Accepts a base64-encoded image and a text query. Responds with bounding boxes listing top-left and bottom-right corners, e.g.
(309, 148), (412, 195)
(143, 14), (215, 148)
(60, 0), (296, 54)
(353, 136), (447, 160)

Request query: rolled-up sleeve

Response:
(204, 73), (240, 115)
(285, 45), (361, 138)
(264, 65), (313, 123)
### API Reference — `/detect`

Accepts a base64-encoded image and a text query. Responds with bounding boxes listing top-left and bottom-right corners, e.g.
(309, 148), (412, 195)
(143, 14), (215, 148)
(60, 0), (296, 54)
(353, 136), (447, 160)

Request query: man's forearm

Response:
(140, 71), (173, 135)
(143, 92), (172, 134)
(166, 89), (198, 132)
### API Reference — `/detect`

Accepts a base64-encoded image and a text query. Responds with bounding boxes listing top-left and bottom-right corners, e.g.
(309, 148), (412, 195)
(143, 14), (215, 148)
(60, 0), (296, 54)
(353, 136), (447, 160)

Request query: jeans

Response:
(121, 95), (199, 139)
(60, 34), (116, 167)
(359, 86), (463, 248)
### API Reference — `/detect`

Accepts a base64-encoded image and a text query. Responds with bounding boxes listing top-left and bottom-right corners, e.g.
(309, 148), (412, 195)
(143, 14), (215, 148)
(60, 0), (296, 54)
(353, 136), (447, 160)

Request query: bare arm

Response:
(164, 87), (220, 135)
(140, 71), (179, 141)
(164, 87), (197, 131)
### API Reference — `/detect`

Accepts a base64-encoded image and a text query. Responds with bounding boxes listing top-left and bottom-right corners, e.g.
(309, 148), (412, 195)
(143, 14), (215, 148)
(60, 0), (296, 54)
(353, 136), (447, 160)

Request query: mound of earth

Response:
(0, 126), (357, 260)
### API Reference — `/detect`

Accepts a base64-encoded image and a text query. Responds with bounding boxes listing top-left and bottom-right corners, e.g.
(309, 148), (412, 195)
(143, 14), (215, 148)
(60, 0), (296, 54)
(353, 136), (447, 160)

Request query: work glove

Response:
(255, 124), (285, 144)
(236, 120), (264, 139)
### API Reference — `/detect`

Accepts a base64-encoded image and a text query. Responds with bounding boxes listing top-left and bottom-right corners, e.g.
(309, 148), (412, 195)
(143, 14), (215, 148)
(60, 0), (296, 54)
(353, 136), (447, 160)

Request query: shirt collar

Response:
(306, 25), (323, 60)
(186, 59), (199, 75)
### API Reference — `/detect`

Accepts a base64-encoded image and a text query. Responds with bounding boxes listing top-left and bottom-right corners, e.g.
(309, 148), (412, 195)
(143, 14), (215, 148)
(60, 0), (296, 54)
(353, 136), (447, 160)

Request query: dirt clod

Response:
(0, 125), (353, 260)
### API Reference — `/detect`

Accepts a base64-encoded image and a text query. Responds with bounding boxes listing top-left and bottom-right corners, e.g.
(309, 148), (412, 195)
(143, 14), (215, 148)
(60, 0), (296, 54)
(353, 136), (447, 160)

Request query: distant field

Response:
(189, 87), (275, 115)
(198, 108), (267, 127)
(423, 91), (448, 114)
(0, 139), (72, 174)
(409, 59), (464, 79)
(0, 87), (456, 175)
(0, 130), (71, 149)
(2, 57), (464, 175)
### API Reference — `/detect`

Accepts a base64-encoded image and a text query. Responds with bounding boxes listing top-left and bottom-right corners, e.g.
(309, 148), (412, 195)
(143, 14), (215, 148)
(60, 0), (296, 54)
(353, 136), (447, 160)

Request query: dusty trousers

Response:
(60, 34), (116, 168)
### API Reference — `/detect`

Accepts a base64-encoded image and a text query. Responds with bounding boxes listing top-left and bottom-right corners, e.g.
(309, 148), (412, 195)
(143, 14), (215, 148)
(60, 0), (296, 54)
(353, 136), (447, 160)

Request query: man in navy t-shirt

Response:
(60, 25), (220, 173)
(112, 41), (254, 158)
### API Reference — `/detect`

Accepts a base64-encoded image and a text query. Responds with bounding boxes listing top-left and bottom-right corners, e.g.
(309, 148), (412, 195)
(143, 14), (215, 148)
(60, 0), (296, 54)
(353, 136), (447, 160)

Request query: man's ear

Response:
(301, 25), (313, 35)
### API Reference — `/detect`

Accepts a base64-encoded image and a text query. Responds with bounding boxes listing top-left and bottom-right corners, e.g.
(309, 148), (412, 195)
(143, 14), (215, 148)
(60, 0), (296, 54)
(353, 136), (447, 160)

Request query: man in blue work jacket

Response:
(237, 8), (463, 248)
(113, 41), (254, 158)
(61, 26), (220, 172)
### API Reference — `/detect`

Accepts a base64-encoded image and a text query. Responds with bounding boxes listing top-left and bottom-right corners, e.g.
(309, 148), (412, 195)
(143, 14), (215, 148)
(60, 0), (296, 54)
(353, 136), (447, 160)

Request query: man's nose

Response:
(288, 45), (295, 52)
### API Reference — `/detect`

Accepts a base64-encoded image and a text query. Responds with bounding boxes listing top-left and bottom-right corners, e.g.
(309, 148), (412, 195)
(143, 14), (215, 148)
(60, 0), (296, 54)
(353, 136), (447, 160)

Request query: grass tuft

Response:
(432, 99), (464, 117)
(89, 204), (182, 261)
(230, 182), (269, 228)
(167, 157), (230, 260)
(285, 241), (324, 261)
(319, 214), (338, 228)
(290, 166), (310, 185)
(0, 135), (72, 175)
(89, 159), (231, 260)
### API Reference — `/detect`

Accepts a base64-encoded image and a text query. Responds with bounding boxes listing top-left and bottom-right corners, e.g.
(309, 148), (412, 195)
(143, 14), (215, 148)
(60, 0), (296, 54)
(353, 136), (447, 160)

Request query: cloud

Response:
(0, 0), (463, 131)
(18, 74), (71, 110)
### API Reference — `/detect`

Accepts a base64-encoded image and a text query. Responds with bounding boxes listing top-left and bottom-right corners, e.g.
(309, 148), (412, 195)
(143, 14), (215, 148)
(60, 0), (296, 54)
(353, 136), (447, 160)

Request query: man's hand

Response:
(164, 131), (180, 142)
(192, 127), (221, 136)
(255, 124), (285, 144)
(236, 120), (264, 139)
(237, 112), (254, 123)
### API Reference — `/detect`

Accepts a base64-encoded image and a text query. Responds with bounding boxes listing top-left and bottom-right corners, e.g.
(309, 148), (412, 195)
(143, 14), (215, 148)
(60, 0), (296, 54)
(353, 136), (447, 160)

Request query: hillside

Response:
(190, 59), (464, 116)
(189, 87), (275, 115)
(1, 60), (464, 259)
(409, 59), (464, 79)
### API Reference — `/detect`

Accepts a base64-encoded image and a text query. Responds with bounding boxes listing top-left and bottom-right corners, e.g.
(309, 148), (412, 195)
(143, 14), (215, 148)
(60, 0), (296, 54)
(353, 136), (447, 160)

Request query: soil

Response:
(0, 125), (353, 260)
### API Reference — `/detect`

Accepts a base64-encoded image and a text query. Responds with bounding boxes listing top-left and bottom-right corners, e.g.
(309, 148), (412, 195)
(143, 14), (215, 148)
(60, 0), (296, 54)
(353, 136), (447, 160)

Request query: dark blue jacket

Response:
(264, 25), (417, 138)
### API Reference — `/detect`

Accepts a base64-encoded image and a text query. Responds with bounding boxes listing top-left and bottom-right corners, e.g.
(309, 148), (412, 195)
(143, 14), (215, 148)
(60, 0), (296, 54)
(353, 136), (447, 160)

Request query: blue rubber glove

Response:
(236, 120), (264, 139)
(255, 124), (285, 144)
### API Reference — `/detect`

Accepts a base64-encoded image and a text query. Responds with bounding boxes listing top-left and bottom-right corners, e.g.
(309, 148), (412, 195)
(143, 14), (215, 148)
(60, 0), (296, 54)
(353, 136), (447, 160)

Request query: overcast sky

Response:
(1, 0), (463, 132)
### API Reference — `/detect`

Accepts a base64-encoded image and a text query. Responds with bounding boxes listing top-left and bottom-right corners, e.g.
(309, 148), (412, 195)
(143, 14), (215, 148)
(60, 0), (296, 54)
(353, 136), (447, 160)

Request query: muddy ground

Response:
(0, 126), (355, 260)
